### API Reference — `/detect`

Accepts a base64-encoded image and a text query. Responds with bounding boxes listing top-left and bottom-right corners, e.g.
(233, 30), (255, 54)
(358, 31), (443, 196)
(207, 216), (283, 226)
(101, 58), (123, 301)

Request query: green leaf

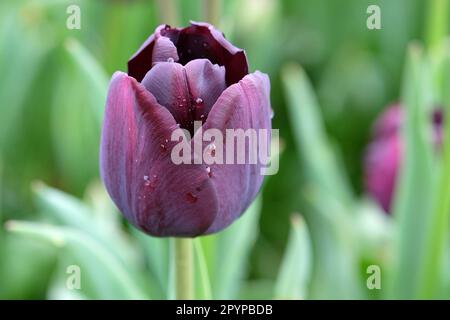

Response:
(0, 9), (50, 152)
(33, 182), (140, 268)
(211, 196), (262, 299)
(282, 64), (363, 299)
(5, 221), (148, 299)
(133, 231), (171, 299)
(390, 44), (437, 299)
(274, 214), (312, 299)
(64, 38), (109, 125)
(282, 63), (353, 206)
(416, 48), (450, 298)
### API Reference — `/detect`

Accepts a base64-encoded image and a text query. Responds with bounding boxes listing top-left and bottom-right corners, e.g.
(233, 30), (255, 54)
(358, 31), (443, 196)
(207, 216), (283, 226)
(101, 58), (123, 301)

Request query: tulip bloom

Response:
(100, 22), (272, 237)
(364, 104), (443, 212)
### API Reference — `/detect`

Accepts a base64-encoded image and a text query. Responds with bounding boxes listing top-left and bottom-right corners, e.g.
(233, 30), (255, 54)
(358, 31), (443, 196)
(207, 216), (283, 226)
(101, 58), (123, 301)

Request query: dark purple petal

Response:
(141, 59), (227, 134)
(184, 59), (226, 122)
(128, 22), (248, 85)
(152, 36), (179, 65)
(100, 72), (219, 237)
(195, 72), (271, 234)
(127, 25), (163, 82)
(141, 62), (193, 132)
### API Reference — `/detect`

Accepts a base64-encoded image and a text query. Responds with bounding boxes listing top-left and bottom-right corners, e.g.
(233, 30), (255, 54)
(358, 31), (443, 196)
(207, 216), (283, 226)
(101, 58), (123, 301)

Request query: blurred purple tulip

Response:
(364, 104), (443, 213)
(100, 22), (272, 237)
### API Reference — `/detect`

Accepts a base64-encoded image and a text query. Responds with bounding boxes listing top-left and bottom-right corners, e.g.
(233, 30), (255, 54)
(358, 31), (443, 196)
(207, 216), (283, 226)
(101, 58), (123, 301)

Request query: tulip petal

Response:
(100, 72), (219, 237)
(184, 59), (226, 122)
(152, 36), (179, 65)
(196, 71), (271, 233)
(141, 62), (193, 132)
(141, 60), (227, 134)
(364, 134), (402, 212)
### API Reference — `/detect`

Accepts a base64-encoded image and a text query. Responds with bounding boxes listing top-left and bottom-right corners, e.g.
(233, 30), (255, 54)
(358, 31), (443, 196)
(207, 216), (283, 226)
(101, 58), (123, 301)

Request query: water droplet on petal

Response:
(207, 143), (216, 157)
(206, 166), (212, 178)
(186, 192), (198, 203)
(195, 97), (203, 104)
(160, 144), (167, 150)
(202, 42), (208, 48)
(167, 57), (174, 63)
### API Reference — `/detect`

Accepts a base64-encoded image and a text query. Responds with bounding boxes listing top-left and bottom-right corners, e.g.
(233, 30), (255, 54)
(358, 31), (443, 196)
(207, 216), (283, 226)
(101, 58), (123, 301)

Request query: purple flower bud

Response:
(100, 22), (272, 237)
(364, 104), (443, 213)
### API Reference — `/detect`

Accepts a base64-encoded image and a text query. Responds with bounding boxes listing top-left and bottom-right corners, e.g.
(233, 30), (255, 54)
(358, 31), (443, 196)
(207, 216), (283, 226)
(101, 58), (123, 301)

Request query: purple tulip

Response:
(100, 22), (272, 237)
(364, 104), (443, 213)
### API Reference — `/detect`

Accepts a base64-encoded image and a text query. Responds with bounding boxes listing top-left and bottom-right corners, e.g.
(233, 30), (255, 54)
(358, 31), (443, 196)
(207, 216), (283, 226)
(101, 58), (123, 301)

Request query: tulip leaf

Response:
(282, 63), (353, 206)
(274, 214), (312, 299)
(5, 221), (148, 299)
(416, 48), (450, 298)
(390, 44), (437, 299)
(0, 10), (50, 152)
(64, 38), (109, 125)
(33, 182), (141, 268)
(211, 196), (262, 299)
(282, 64), (363, 298)
(133, 231), (171, 299)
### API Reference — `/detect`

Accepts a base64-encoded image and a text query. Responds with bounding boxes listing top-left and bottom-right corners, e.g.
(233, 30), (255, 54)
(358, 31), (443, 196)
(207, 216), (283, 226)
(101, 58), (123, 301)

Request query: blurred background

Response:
(1, 0), (449, 299)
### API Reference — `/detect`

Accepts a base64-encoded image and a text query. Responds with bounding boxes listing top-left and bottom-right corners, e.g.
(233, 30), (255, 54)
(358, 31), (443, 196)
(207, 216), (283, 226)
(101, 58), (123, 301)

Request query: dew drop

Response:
(207, 143), (216, 157)
(165, 139), (169, 143)
(195, 97), (203, 104)
(160, 144), (167, 150)
(202, 42), (208, 48)
(206, 166), (212, 178)
(167, 57), (174, 63)
(186, 192), (198, 203)
(199, 114), (205, 119)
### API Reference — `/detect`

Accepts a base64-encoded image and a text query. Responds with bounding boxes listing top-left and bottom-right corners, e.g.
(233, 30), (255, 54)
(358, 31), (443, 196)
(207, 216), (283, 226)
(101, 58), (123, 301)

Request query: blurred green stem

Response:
(203, 0), (221, 25)
(175, 238), (194, 299)
(156, 0), (179, 26)
(425, 0), (449, 50)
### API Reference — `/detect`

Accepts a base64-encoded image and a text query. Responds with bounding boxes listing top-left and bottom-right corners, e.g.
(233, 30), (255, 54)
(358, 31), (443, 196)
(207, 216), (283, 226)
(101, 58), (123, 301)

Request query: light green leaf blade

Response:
(274, 214), (312, 299)
(282, 63), (353, 206)
(5, 221), (148, 299)
(390, 44), (437, 299)
(212, 196), (262, 299)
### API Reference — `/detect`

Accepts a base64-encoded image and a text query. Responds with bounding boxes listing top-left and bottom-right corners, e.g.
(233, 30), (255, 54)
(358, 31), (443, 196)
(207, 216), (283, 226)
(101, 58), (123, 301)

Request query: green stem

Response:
(175, 238), (194, 299)
(203, 0), (221, 26)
